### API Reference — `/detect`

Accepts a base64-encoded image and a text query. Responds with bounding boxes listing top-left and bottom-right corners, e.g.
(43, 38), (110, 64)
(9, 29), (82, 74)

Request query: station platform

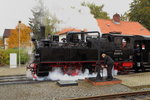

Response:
(115, 72), (150, 88)
(85, 78), (122, 86)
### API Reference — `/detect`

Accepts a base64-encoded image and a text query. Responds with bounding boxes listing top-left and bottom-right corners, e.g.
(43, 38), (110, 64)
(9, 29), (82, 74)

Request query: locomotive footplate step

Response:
(57, 80), (78, 86)
(85, 78), (122, 86)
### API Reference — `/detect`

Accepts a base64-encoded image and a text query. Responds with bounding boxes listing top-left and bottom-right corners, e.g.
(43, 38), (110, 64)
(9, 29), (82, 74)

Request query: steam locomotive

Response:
(28, 27), (150, 77)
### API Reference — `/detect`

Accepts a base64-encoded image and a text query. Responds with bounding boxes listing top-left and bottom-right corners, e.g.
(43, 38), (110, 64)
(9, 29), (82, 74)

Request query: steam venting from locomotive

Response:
(48, 68), (96, 81)
(44, 0), (100, 32)
(36, 68), (117, 81)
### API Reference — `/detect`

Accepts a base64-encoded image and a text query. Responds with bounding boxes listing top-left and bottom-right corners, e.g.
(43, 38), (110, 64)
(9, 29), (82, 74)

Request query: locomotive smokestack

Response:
(40, 26), (45, 39)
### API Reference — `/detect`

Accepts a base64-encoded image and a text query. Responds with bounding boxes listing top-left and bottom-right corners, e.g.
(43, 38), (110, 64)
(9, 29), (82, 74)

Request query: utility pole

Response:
(18, 21), (21, 67)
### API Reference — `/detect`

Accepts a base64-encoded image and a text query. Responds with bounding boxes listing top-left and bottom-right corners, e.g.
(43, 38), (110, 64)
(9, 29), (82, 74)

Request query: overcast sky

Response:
(0, 0), (133, 36)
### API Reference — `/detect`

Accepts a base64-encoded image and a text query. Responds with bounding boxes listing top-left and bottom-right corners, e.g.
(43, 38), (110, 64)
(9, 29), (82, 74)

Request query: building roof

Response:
(97, 19), (150, 36)
(3, 29), (15, 38)
(57, 28), (82, 35)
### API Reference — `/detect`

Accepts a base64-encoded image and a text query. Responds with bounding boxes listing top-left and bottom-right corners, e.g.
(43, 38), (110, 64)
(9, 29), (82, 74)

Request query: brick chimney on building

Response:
(113, 13), (120, 24)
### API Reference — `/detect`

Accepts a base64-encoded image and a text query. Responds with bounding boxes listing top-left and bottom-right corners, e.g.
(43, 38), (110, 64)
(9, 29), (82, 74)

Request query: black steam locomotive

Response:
(28, 29), (150, 77)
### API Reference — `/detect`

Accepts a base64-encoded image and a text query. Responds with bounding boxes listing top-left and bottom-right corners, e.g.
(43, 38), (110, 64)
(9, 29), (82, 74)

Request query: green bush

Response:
(0, 49), (29, 66)
(0, 50), (9, 66)
(20, 50), (29, 64)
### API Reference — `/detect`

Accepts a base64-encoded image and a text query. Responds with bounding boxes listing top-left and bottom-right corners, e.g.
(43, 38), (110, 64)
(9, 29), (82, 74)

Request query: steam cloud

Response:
(34, 67), (117, 81)
(44, 0), (101, 32)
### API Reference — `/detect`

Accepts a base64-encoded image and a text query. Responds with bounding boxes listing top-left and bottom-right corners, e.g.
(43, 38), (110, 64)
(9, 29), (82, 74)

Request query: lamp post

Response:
(18, 21), (21, 67)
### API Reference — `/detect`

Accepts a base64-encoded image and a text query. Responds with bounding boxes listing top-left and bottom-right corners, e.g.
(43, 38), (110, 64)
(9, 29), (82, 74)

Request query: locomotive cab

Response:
(102, 33), (134, 61)
(102, 33), (135, 74)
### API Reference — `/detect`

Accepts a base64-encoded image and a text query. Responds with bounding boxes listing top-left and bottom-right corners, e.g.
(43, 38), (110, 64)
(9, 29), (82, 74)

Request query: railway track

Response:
(0, 75), (51, 85)
(67, 91), (150, 100)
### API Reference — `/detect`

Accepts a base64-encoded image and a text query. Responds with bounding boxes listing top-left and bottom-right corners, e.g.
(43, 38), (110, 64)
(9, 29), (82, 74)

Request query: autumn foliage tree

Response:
(0, 39), (3, 46)
(7, 22), (31, 48)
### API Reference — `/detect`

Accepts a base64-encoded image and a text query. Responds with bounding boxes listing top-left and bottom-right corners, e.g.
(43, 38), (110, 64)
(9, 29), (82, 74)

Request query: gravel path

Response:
(116, 72), (150, 88)
(0, 67), (149, 100)
(0, 66), (26, 76)
(0, 81), (135, 100)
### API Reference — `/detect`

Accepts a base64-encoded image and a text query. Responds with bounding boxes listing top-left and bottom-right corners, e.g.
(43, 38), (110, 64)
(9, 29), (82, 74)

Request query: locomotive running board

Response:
(57, 80), (78, 87)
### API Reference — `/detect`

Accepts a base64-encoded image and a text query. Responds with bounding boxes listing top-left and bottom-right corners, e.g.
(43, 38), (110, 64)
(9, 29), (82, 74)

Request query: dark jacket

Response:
(104, 55), (114, 65)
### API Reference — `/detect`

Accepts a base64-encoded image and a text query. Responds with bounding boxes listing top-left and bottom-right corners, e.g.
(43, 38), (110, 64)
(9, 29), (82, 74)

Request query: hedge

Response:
(0, 49), (29, 66)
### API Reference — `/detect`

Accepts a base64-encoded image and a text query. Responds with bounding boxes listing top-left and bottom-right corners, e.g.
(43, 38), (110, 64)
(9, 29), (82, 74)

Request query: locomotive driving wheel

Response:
(36, 65), (49, 77)
(82, 64), (95, 74)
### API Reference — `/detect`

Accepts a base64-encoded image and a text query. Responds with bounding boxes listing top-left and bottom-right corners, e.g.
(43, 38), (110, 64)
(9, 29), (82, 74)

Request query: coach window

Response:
(114, 37), (122, 48)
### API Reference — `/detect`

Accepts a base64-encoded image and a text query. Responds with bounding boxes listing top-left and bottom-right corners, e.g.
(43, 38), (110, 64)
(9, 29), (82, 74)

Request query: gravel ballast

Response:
(0, 81), (134, 100)
(0, 67), (150, 100)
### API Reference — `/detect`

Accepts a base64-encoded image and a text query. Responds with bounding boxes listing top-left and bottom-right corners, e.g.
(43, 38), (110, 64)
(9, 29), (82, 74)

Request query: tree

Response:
(29, 0), (58, 40)
(44, 14), (59, 37)
(128, 0), (150, 30)
(29, 0), (45, 40)
(120, 12), (129, 21)
(82, 2), (110, 19)
(7, 22), (31, 48)
(0, 39), (3, 48)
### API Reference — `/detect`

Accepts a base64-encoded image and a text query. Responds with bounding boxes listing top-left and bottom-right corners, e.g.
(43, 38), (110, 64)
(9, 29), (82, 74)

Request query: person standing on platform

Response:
(95, 61), (103, 80)
(102, 53), (114, 80)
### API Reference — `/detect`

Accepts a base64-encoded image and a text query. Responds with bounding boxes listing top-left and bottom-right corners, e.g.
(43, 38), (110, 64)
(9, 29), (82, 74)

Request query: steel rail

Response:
(66, 91), (150, 100)
(0, 75), (52, 85)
